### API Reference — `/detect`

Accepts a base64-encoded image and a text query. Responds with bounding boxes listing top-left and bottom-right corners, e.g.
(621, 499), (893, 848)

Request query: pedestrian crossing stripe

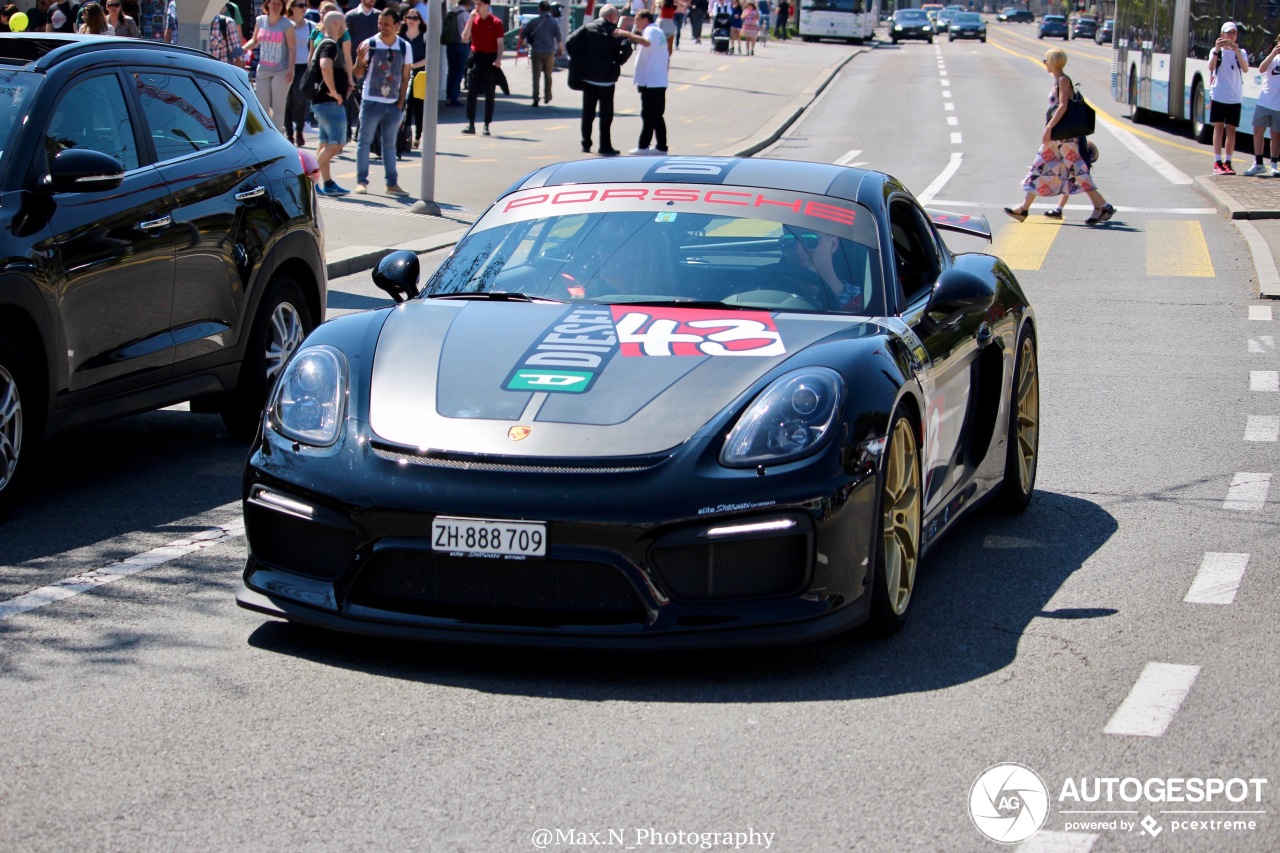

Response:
(991, 216), (1062, 270)
(1147, 220), (1215, 277)
(991, 218), (1215, 276)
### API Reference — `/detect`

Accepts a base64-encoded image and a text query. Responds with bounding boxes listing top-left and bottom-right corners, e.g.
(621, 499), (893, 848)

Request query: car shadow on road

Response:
(246, 490), (1117, 702)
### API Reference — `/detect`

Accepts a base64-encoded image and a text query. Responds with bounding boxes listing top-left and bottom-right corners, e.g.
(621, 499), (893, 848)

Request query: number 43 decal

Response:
(610, 306), (786, 357)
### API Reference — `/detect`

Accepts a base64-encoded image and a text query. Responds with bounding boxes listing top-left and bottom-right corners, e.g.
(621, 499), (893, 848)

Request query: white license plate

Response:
(431, 516), (546, 558)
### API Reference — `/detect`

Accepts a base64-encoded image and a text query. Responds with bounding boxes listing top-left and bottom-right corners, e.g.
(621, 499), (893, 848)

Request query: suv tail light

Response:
(298, 148), (321, 184)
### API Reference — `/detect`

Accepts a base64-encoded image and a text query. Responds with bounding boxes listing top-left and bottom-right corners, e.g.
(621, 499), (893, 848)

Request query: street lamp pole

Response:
(412, 0), (443, 216)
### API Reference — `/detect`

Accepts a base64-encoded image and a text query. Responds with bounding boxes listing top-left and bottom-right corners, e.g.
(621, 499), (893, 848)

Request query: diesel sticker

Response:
(504, 307), (619, 394)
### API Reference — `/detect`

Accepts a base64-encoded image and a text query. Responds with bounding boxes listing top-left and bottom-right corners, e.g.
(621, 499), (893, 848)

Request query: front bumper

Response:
(237, 425), (881, 648)
(950, 28), (985, 38)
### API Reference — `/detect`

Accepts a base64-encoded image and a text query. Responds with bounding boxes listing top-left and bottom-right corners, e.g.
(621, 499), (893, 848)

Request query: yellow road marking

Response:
(1147, 220), (1215, 277)
(990, 28), (1109, 64)
(987, 38), (1211, 157)
(991, 216), (1062, 270)
(716, 65), (730, 72)
(698, 73), (713, 81)
(677, 83), (692, 91)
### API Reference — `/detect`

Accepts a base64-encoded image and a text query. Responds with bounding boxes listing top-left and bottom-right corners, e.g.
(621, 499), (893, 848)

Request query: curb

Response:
(1193, 174), (1280, 220)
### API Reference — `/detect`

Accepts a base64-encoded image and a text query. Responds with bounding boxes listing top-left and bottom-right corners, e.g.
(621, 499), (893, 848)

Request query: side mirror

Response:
(44, 149), (125, 193)
(924, 267), (995, 326)
(372, 250), (421, 303)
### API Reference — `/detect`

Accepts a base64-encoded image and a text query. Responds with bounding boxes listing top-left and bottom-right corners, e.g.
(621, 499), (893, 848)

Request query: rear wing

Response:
(926, 209), (992, 243)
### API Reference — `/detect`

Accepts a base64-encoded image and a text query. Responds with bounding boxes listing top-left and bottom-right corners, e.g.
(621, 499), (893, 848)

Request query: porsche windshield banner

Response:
(478, 182), (878, 246)
(503, 306), (787, 394)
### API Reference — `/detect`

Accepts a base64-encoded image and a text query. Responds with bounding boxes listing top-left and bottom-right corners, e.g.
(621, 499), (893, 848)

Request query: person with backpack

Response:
(351, 7), (412, 194)
(565, 4), (633, 156)
(310, 11), (352, 196)
(519, 0), (563, 108)
(442, 0), (470, 107)
(207, 7), (246, 67)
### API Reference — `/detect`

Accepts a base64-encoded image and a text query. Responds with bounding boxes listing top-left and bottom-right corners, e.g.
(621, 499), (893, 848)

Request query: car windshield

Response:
(896, 10), (928, 21)
(0, 72), (39, 170)
(954, 13), (981, 23)
(1043, 15), (1064, 22)
(426, 187), (884, 316)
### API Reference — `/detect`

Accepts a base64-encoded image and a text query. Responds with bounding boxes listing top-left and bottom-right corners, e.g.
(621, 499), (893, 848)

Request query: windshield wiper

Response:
(428, 292), (561, 303)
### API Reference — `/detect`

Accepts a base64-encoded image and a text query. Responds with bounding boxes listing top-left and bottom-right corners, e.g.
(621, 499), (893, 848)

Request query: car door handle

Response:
(235, 186), (266, 202)
(137, 215), (172, 231)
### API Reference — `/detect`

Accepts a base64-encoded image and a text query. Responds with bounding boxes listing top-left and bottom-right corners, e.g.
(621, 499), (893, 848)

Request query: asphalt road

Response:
(1, 23), (1277, 853)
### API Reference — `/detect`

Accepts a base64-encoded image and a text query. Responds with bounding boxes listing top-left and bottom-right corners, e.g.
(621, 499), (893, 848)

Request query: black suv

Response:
(0, 35), (325, 515)
(1070, 16), (1098, 40)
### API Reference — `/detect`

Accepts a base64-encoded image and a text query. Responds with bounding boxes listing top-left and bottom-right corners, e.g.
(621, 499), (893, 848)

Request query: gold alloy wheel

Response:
(881, 417), (921, 616)
(1013, 336), (1040, 495)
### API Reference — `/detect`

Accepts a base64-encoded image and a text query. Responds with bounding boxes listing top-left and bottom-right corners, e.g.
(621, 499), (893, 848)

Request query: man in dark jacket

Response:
(565, 4), (633, 156)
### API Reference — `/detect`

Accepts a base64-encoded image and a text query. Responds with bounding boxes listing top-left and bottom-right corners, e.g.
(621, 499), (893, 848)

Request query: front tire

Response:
(220, 277), (314, 440)
(867, 410), (922, 633)
(1191, 77), (1212, 143)
(996, 326), (1039, 510)
(0, 334), (39, 520)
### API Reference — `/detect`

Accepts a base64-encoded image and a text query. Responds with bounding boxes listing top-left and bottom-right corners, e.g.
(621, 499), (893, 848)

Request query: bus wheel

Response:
(1191, 78), (1212, 144)
(1128, 67), (1148, 125)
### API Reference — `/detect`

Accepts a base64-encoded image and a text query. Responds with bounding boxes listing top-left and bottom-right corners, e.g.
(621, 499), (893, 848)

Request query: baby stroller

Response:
(711, 11), (731, 53)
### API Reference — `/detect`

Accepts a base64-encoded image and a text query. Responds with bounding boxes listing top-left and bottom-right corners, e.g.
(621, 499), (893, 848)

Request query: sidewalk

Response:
(318, 37), (860, 280)
(1195, 175), (1280, 296)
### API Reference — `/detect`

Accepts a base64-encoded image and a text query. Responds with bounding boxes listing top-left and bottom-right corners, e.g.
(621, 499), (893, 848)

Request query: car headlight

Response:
(924, 25), (932, 31)
(720, 368), (844, 467)
(268, 346), (347, 446)
(893, 23), (901, 30)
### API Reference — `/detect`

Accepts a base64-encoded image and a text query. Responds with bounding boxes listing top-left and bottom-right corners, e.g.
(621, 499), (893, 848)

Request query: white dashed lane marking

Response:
(1185, 553), (1250, 605)
(1248, 335), (1274, 354)
(1249, 371), (1278, 392)
(1104, 663), (1201, 737)
(1244, 415), (1280, 442)
(1016, 831), (1099, 852)
(1222, 473), (1271, 511)
(0, 514), (245, 621)
(1249, 305), (1273, 321)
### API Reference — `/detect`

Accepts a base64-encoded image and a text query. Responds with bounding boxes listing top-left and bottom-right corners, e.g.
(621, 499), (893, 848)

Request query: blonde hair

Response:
(1044, 48), (1067, 72)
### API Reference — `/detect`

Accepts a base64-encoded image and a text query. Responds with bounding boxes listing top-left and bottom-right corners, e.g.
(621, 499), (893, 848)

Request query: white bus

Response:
(1113, 0), (1275, 142)
(798, 0), (879, 45)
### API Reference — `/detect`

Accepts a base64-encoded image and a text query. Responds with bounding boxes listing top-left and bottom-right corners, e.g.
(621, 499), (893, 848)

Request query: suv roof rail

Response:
(0, 33), (209, 72)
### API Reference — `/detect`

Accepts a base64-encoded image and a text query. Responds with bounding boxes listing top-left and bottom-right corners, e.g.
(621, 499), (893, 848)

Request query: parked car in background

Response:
(948, 11), (986, 41)
(1070, 16), (1098, 40)
(891, 7), (935, 42)
(1038, 14), (1069, 39)
(999, 7), (1034, 22)
(1095, 18), (1114, 44)
(0, 34), (326, 517)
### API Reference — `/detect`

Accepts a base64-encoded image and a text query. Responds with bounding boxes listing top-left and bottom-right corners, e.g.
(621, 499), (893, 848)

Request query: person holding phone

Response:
(1209, 21), (1249, 174)
(1245, 34), (1280, 176)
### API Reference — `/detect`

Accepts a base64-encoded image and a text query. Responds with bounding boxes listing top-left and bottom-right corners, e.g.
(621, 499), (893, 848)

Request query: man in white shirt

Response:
(1245, 33), (1280, 176)
(618, 9), (668, 154)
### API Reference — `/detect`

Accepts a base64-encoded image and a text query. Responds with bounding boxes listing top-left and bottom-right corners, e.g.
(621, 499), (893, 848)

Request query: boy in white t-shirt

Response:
(1209, 21), (1249, 174)
(1245, 33), (1280, 176)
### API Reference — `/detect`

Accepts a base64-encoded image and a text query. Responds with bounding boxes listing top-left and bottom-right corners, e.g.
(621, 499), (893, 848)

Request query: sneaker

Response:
(629, 147), (651, 155)
(483, 125), (491, 136)
(1272, 163), (1280, 177)
(1244, 162), (1267, 176)
(354, 183), (368, 195)
(1223, 161), (1236, 175)
(1043, 207), (1063, 218)
(582, 141), (592, 153)
(1213, 161), (1227, 174)
(461, 124), (476, 135)
(598, 147), (621, 157)
(386, 184), (409, 196)
(322, 180), (349, 196)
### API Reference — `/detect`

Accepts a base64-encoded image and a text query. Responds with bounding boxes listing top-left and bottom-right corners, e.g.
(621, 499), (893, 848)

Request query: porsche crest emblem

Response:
(508, 426), (532, 441)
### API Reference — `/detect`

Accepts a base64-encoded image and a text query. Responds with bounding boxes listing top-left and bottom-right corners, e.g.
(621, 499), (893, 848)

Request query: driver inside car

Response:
(745, 228), (866, 312)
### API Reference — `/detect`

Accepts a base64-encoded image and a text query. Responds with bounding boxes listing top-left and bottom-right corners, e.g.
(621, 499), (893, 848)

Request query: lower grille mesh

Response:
(649, 535), (809, 601)
(346, 549), (646, 626)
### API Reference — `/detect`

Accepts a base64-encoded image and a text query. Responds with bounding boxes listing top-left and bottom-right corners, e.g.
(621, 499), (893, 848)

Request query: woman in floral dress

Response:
(1004, 48), (1115, 225)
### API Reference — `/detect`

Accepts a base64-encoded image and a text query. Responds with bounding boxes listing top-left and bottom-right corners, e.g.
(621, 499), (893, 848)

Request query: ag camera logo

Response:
(970, 763), (1050, 843)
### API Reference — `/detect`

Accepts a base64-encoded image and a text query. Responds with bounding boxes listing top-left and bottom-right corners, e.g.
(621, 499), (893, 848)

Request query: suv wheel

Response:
(220, 277), (314, 440)
(0, 334), (39, 519)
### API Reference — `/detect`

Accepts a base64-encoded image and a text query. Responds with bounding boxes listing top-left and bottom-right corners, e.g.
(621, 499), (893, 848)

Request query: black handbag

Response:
(1048, 81), (1096, 140)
